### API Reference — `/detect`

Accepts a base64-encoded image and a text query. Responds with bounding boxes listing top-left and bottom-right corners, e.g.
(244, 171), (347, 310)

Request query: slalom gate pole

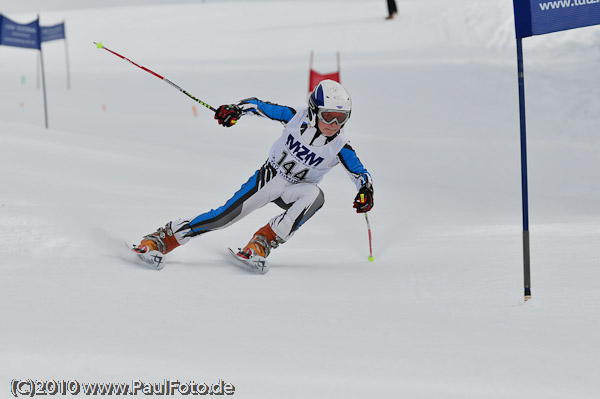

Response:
(39, 43), (49, 128)
(64, 20), (71, 89)
(93, 42), (217, 113)
(364, 213), (374, 262)
(516, 37), (532, 302)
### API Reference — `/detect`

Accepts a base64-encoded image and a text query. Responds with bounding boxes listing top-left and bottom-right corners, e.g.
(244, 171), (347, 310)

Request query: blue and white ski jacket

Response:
(238, 98), (373, 190)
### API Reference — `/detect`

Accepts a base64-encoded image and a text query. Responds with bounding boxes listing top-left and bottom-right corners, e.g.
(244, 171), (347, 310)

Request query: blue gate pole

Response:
(37, 15), (48, 128)
(64, 20), (71, 89)
(516, 37), (531, 301)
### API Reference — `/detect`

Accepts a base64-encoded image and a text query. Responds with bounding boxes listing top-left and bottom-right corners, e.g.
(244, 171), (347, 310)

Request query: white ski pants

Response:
(171, 162), (325, 245)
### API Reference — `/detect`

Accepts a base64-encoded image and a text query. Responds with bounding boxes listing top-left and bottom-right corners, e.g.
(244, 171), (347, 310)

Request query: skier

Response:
(386, 0), (398, 20)
(133, 79), (374, 272)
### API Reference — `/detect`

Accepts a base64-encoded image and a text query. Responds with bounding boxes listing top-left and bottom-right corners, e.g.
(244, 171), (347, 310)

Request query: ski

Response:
(227, 248), (269, 274)
(126, 242), (165, 270)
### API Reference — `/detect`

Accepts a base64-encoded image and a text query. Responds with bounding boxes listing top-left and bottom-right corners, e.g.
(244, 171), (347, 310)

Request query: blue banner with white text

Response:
(41, 22), (65, 42)
(0, 15), (41, 49)
(514, 0), (600, 38)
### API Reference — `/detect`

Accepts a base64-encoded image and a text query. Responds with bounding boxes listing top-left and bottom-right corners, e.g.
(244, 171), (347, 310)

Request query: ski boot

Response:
(135, 221), (181, 255)
(232, 224), (284, 274)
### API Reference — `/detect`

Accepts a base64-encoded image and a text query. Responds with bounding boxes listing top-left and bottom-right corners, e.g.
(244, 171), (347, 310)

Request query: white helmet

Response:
(308, 80), (352, 127)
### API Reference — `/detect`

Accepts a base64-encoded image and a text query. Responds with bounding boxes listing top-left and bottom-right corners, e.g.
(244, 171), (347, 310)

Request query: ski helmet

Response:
(308, 80), (352, 128)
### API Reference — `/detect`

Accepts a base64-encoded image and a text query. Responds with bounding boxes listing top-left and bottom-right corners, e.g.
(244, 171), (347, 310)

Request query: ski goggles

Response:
(317, 109), (350, 125)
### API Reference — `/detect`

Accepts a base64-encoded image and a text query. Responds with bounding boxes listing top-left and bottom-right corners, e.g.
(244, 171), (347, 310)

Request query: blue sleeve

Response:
(338, 144), (373, 190)
(237, 98), (296, 124)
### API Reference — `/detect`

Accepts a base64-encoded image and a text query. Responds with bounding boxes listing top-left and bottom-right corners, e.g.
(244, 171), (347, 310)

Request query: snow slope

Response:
(1, 1), (600, 398)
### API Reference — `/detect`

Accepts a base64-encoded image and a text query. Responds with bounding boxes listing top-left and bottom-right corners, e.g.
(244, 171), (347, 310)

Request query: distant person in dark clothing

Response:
(386, 0), (398, 20)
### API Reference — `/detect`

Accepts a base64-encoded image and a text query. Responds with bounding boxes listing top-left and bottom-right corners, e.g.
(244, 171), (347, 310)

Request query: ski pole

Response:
(364, 212), (374, 262)
(93, 42), (217, 113)
(359, 193), (374, 261)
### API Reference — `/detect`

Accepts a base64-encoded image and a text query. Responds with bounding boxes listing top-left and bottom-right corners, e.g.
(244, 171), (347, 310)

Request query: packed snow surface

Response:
(1, 1), (600, 398)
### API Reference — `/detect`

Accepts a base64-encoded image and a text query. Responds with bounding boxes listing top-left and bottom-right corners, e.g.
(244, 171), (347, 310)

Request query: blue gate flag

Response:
(514, 0), (600, 38)
(41, 22), (65, 42)
(0, 15), (41, 50)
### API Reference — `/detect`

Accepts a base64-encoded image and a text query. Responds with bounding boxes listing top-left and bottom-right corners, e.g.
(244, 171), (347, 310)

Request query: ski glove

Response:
(215, 104), (242, 127)
(353, 182), (374, 213)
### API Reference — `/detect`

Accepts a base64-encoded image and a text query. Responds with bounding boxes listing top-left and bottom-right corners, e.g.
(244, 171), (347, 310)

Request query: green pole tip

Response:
(96, 42), (103, 49)
(368, 256), (374, 262)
